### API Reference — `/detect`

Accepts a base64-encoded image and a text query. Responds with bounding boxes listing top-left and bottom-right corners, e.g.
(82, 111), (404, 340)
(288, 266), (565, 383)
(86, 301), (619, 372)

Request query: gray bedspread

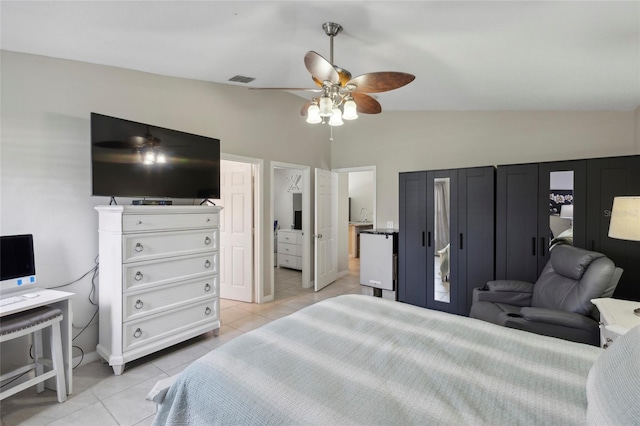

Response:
(153, 294), (601, 425)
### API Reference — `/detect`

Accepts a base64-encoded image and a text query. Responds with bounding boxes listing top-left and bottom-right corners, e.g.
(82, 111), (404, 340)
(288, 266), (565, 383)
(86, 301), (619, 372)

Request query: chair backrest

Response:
(531, 245), (619, 318)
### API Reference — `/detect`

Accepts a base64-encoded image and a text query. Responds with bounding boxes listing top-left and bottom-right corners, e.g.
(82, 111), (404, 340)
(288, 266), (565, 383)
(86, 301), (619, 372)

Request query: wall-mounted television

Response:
(91, 113), (220, 200)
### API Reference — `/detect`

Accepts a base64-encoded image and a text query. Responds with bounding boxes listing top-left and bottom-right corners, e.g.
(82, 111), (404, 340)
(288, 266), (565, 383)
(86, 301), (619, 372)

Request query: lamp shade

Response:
(342, 99), (358, 120)
(319, 96), (333, 117)
(329, 108), (343, 126)
(608, 196), (640, 241)
(560, 204), (573, 219)
(306, 104), (321, 124)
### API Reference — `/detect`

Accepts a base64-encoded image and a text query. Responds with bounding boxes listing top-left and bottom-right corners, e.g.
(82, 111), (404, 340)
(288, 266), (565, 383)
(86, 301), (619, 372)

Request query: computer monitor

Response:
(0, 234), (37, 294)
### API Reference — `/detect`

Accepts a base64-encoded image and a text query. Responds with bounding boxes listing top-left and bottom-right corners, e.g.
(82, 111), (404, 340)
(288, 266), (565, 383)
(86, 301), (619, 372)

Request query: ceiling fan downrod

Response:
(322, 22), (342, 65)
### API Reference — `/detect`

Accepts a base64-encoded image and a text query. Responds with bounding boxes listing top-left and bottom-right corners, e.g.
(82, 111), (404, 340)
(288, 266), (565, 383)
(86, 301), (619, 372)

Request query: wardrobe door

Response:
(496, 164), (539, 282)
(457, 166), (495, 315)
(427, 170), (458, 314)
(398, 172), (428, 307)
(537, 160), (587, 275)
(586, 156), (640, 301)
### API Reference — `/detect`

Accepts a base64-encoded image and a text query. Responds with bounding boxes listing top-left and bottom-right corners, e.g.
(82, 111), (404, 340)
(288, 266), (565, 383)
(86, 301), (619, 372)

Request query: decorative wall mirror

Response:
(434, 177), (450, 304)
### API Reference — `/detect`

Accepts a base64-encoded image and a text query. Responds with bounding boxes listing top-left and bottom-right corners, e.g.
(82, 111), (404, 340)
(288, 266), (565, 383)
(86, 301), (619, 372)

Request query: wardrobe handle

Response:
(422, 232), (426, 247)
(459, 233), (464, 250)
(590, 240), (595, 251)
(540, 237), (546, 257)
(532, 237), (536, 256)
(428, 231), (432, 247)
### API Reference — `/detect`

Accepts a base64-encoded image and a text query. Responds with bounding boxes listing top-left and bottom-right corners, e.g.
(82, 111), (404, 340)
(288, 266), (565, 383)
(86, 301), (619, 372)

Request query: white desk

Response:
(0, 289), (74, 394)
(591, 297), (640, 349)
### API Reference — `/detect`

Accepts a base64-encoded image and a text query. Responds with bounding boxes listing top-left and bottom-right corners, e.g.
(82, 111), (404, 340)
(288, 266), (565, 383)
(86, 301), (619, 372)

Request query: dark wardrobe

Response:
(398, 166), (495, 315)
(496, 155), (640, 301)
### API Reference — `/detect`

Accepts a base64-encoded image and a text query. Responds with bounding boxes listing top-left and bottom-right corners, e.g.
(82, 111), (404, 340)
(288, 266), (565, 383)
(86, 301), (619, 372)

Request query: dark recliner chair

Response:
(470, 245), (623, 346)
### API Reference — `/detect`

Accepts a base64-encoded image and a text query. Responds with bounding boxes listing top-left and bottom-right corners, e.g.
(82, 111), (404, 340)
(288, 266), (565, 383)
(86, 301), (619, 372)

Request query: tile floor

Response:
(0, 262), (363, 426)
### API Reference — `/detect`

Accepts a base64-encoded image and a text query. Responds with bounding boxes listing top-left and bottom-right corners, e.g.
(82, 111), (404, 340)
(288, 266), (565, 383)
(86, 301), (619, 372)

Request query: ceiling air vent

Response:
(228, 75), (255, 84)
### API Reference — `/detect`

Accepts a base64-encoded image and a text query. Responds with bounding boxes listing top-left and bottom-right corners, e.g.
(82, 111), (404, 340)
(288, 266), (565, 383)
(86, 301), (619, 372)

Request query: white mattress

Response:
(153, 294), (601, 425)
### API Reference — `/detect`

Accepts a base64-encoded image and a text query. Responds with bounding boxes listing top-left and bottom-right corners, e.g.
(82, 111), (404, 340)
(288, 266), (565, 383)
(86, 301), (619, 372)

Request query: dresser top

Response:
(95, 205), (223, 214)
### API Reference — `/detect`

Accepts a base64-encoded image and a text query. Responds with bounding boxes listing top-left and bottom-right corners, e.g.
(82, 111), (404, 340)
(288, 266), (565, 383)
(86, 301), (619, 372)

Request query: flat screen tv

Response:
(91, 113), (220, 200)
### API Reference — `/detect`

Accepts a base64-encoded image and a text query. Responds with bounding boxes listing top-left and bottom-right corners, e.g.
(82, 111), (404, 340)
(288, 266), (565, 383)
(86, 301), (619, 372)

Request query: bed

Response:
(151, 294), (639, 425)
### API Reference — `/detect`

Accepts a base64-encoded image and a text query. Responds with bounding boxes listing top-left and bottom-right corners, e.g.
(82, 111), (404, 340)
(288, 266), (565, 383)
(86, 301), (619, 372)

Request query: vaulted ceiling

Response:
(2, 1), (639, 112)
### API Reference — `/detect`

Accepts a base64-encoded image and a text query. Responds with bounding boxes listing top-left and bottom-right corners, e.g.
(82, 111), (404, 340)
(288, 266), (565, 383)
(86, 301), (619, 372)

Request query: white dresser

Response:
(95, 205), (222, 375)
(277, 229), (303, 270)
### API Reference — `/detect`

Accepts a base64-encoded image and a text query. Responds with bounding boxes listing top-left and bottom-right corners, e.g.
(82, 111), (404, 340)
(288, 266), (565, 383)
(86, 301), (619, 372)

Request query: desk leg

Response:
(49, 299), (73, 395)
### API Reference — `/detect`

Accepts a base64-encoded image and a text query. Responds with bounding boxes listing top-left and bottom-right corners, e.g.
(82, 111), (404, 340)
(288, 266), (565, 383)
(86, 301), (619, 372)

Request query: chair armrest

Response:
(472, 280), (534, 307)
(486, 280), (534, 293)
(519, 307), (598, 330)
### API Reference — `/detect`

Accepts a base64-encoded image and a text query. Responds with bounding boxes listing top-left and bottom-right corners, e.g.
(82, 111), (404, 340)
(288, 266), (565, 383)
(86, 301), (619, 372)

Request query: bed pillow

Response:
(586, 324), (640, 425)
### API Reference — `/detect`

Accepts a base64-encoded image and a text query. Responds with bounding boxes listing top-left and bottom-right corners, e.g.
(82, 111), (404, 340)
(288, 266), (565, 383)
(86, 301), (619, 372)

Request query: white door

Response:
(314, 168), (338, 291)
(217, 160), (253, 302)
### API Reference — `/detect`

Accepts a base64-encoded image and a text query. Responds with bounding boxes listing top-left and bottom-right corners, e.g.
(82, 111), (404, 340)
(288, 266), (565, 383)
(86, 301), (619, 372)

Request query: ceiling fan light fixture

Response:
(156, 151), (167, 164)
(319, 96), (333, 117)
(306, 103), (322, 123)
(342, 98), (358, 120)
(329, 107), (344, 126)
(143, 150), (155, 165)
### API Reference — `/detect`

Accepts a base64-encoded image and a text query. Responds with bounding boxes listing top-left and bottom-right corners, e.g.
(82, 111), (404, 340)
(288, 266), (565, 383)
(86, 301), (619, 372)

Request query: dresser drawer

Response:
(278, 230), (302, 245)
(123, 229), (218, 263)
(278, 242), (301, 257)
(123, 275), (219, 322)
(123, 298), (218, 352)
(123, 252), (218, 291)
(278, 253), (301, 269)
(123, 213), (218, 232)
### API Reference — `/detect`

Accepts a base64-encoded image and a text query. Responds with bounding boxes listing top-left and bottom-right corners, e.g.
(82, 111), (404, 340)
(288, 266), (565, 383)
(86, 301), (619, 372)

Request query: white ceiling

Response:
(2, 1), (639, 112)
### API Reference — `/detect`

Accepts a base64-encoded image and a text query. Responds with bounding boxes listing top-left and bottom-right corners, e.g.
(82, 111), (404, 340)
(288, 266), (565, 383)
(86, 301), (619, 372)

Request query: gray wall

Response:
(332, 110), (640, 229)
(0, 51), (330, 364)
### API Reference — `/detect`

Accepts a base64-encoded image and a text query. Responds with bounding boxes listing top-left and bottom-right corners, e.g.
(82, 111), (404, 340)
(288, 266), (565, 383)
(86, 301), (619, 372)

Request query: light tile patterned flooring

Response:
(0, 262), (363, 426)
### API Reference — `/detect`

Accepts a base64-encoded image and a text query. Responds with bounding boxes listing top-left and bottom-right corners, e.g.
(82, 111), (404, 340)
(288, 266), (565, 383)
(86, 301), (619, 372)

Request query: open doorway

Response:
(270, 162), (311, 302)
(334, 166), (376, 279)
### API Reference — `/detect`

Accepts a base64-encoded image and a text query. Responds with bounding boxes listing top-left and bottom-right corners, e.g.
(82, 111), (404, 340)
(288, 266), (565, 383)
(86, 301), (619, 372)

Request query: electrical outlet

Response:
(386, 221), (394, 229)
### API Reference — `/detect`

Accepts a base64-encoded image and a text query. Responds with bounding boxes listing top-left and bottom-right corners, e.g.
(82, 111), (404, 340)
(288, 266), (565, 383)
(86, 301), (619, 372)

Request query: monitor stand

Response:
(200, 199), (217, 206)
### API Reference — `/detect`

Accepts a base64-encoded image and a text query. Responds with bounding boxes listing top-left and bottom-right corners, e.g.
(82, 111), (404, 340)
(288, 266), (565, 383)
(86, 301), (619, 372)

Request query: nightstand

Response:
(591, 297), (640, 349)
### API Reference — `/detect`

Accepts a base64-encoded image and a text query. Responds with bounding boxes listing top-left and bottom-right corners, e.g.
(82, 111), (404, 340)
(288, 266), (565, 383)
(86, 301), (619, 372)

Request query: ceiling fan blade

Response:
(351, 93), (382, 114)
(93, 140), (136, 149)
(304, 51), (339, 86)
(249, 87), (322, 92)
(300, 101), (312, 116)
(348, 72), (415, 93)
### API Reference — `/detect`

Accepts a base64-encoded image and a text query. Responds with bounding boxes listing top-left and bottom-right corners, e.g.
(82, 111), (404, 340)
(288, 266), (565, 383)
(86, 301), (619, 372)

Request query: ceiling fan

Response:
(93, 126), (168, 164)
(253, 22), (415, 126)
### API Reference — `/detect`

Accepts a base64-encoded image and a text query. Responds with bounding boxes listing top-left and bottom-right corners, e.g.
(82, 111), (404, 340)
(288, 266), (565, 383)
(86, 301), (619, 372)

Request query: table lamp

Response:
(608, 196), (640, 316)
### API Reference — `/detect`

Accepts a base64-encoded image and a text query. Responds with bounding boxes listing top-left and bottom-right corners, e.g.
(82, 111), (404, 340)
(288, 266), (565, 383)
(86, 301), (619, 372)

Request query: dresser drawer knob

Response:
(134, 271), (143, 281)
(135, 299), (144, 309)
(204, 236), (211, 245)
(204, 283), (211, 292)
(205, 307), (212, 316)
(133, 328), (142, 338)
(134, 242), (144, 252)
(137, 220), (143, 225)
(207, 218), (211, 222)
(204, 260), (211, 269)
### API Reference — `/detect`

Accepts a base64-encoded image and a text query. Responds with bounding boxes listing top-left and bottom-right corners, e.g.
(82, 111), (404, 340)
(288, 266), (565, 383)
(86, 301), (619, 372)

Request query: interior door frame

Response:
(270, 162), (312, 300)
(221, 153), (264, 303)
(333, 165), (377, 277)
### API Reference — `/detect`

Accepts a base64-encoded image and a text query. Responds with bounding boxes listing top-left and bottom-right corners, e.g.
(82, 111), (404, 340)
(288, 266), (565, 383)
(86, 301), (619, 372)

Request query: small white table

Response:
(591, 297), (640, 349)
(0, 289), (74, 394)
